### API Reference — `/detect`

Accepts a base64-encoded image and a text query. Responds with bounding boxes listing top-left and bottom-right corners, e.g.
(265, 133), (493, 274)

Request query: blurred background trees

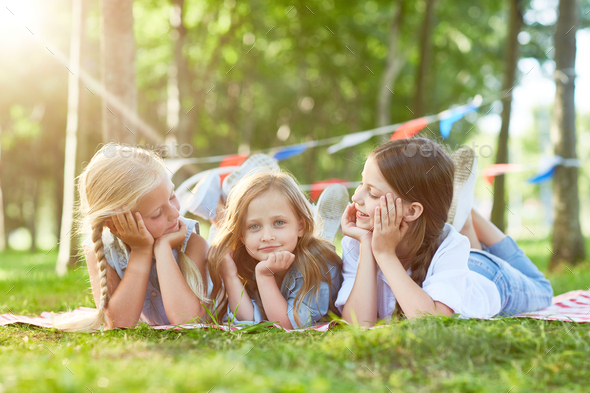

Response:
(0, 0), (589, 269)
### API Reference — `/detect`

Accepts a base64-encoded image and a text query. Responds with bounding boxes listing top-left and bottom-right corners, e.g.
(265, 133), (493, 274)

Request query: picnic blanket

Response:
(2, 290), (589, 332)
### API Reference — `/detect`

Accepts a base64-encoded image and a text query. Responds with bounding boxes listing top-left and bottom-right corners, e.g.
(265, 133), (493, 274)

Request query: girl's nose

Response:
(168, 206), (180, 220)
(351, 190), (361, 205)
(261, 227), (275, 241)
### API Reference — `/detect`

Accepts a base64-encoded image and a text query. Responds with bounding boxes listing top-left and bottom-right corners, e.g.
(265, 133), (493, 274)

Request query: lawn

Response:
(1, 236), (590, 393)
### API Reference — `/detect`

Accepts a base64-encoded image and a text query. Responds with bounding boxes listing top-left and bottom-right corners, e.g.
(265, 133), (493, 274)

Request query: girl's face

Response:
(134, 176), (181, 239)
(351, 156), (402, 231)
(241, 189), (304, 262)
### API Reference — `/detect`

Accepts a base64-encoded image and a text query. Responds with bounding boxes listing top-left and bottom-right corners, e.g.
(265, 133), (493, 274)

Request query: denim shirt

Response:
(83, 217), (200, 326)
(227, 261), (342, 329)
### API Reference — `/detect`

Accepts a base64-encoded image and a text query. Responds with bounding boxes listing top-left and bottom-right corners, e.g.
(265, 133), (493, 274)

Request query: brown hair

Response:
(371, 138), (454, 316)
(207, 171), (342, 327)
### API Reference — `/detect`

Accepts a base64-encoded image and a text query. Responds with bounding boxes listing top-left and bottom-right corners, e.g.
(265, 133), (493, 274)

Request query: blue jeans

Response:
(468, 236), (553, 316)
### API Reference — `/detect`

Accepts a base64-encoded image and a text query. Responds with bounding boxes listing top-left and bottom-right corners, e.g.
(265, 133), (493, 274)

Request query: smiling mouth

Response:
(356, 210), (369, 218)
(167, 220), (178, 231)
(258, 246), (280, 252)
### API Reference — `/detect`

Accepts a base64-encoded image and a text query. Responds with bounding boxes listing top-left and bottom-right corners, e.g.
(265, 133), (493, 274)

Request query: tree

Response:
(101, 0), (136, 144)
(412, 0), (437, 117)
(0, 128), (4, 251)
(57, 0), (83, 276)
(490, 0), (523, 232)
(376, 0), (406, 127)
(549, 0), (584, 268)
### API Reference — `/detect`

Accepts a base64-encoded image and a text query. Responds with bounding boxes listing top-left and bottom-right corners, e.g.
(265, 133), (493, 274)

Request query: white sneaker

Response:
(186, 171), (221, 220)
(448, 146), (477, 231)
(315, 183), (349, 243)
(221, 154), (279, 201)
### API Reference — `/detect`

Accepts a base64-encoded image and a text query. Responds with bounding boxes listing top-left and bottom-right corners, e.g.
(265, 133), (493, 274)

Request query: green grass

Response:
(1, 241), (590, 393)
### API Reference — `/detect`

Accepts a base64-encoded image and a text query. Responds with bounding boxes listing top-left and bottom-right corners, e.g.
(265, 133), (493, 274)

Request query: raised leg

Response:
(470, 209), (506, 248)
(459, 210), (483, 250)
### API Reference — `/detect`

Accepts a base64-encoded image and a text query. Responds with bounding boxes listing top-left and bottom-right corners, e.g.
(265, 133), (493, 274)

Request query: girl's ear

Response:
(297, 218), (305, 238)
(403, 202), (424, 222)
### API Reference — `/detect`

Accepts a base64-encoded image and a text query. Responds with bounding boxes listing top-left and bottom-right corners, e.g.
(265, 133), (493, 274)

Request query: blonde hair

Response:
(53, 143), (208, 332)
(208, 171), (342, 327)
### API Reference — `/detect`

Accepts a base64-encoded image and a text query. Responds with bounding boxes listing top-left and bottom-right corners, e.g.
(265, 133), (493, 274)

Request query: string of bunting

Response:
(166, 95), (485, 173)
(170, 89), (579, 200)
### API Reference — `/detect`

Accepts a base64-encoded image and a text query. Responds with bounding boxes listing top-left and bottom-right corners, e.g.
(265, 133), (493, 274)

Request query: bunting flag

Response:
(327, 131), (374, 154)
(219, 154), (248, 182)
(273, 144), (308, 161)
(439, 103), (480, 139)
(391, 118), (429, 140)
(220, 154), (249, 167)
(309, 179), (350, 202)
(482, 164), (524, 185)
(527, 156), (581, 184)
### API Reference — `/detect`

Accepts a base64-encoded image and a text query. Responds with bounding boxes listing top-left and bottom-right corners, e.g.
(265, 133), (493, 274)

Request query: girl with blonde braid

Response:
(54, 144), (209, 332)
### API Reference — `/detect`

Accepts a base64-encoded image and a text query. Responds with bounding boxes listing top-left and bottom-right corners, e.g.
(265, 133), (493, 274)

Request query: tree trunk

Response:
(101, 0), (136, 144)
(550, 0), (584, 268)
(376, 0), (406, 128)
(490, 0), (523, 232)
(0, 129), (5, 251)
(57, 0), (83, 276)
(412, 0), (437, 117)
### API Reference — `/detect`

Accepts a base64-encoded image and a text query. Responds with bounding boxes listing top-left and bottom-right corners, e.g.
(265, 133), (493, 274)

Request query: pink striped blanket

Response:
(2, 290), (589, 332)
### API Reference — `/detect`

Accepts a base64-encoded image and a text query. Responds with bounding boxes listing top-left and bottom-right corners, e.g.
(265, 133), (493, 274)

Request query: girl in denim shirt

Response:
(207, 171), (342, 329)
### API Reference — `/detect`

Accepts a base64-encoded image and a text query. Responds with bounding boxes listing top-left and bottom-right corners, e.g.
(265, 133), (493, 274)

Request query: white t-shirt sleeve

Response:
(334, 236), (360, 314)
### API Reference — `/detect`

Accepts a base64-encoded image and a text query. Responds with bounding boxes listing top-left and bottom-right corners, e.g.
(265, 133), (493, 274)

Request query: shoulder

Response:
(430, 224), (470, 270)
(437, 224), (470, 253)
(185, 233), (208, 257)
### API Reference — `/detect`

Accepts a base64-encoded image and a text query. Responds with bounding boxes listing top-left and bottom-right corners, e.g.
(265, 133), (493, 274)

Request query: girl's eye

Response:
(369, 193), (379, 199)
(275, 220), (285, 226)
(249, 224), (260, 230)
(152, 212), (162, 219)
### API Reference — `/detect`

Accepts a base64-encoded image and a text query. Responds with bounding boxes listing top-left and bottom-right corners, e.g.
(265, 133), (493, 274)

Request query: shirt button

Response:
(151, 291), (157, 297)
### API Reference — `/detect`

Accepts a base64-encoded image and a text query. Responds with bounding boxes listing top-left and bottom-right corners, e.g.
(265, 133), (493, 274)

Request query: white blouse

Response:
(335, 223), (501, 319)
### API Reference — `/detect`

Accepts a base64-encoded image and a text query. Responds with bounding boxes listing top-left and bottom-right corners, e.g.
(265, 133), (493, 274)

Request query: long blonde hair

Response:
(53, 143), (208, 332)
(208, 171), (342, 327)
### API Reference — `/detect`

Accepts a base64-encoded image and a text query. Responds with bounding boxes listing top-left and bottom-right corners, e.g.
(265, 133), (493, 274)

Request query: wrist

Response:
(129, 246), (154, 256)
(153, 241), (174, 258)
(221, 269), (240, 282)
(255, 266), (275, 279)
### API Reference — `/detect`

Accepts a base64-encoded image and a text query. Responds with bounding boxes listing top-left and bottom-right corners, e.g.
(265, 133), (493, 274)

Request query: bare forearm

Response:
(376, 254), (452, 318)
(342, 240), (378, 327)
(154, 245), (205, 324)
(223, 274), (254, 320)
(107, 249), (152, 328)
(256, 275), (293, 329)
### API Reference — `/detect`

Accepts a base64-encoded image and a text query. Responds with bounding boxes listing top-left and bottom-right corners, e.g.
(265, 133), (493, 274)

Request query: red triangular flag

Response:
(391, 118), (429, 140)
(482, 163), (522, 185)
(310, 179), (348, 202)
(219, 154), (248, 183)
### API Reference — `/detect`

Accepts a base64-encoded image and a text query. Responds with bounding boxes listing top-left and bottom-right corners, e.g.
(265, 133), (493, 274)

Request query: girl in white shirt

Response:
(336, 138), (552, 326)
